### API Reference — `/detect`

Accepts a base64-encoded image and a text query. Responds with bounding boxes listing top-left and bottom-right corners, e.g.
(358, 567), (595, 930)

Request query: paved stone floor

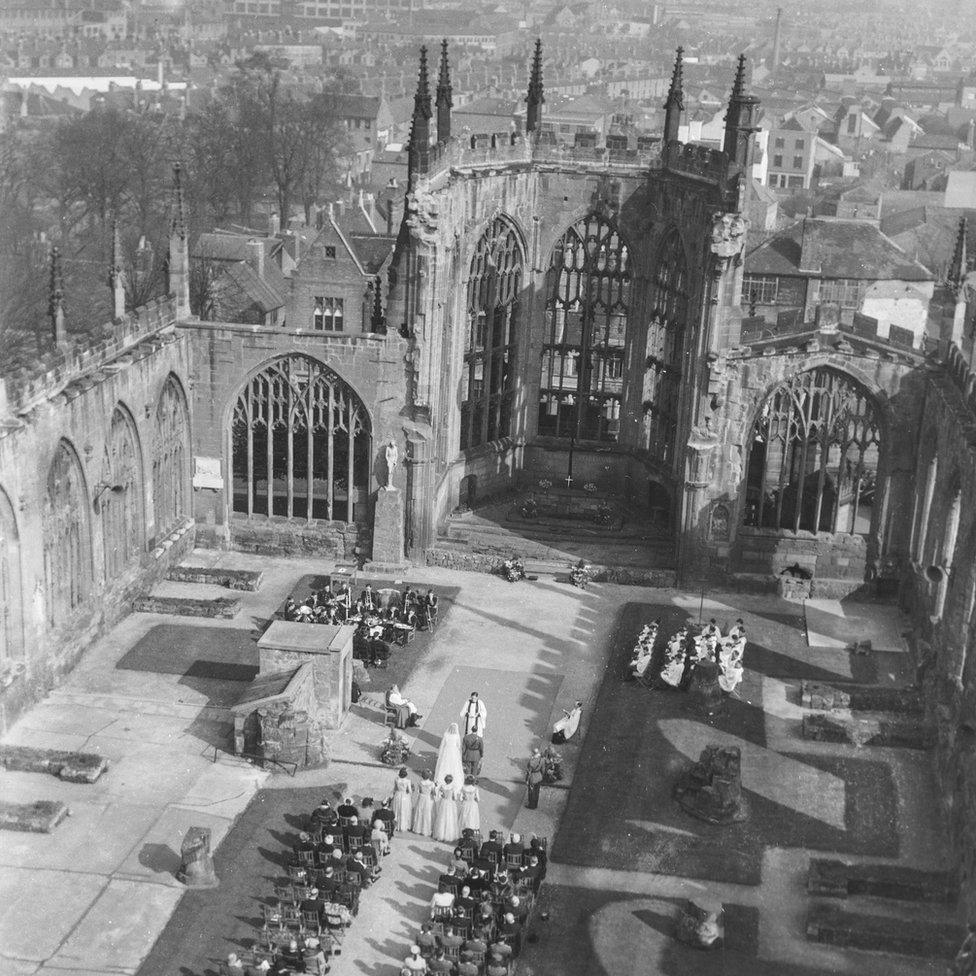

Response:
(0, 551), (957, 976)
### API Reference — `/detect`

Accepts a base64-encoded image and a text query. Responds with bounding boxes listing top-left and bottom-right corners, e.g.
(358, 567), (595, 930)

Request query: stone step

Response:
(806, 904), (962, 958)
(808, 858), (958, 904)
(168, 565), (264, 591)
(801, 712), (934, 749)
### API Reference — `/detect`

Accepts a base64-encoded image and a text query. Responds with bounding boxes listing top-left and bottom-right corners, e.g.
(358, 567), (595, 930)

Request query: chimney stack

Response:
(772, 7), (782, 73)
(247, 239), (265, 279)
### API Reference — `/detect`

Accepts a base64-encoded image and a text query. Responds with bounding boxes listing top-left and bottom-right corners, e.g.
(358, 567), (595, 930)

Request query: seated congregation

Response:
(400, 829), (550, 976)
(628, 617), (746, 694)
(281, 580), (440, 668)
(222, 794), (400, 975)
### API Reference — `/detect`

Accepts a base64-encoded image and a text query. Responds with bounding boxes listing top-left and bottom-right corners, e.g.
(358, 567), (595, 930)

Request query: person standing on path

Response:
(525, 748), (545, 810)
(460, 692), (487, 736)
(462, 730), (484, 779)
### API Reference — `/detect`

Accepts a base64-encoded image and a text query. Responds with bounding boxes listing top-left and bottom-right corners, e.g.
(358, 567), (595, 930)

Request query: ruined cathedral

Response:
(1, 43), (975, 911)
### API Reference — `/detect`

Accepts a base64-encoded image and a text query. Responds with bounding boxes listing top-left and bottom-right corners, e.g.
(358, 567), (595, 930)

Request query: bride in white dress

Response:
(433, 722), (465, 787)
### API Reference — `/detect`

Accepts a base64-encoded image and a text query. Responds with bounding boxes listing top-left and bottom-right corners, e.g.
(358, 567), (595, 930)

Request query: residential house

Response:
(766, 118), (817, 189)
(902, 150), (954, 191)
(191, 232), (289, 327)
(832, 102), (881, 151)
(287, 212), (395, 337)
(742, 217), (934, 346)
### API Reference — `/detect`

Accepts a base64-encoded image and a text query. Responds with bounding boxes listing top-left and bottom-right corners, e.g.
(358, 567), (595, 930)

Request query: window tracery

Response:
(231, 355), (371, 522)
(538, 214), (630, 442)
(153, 376), (189, 540)
(459, 217), (523, 450)
(44, 440), (92, 627)
(744, 368), (881, 535)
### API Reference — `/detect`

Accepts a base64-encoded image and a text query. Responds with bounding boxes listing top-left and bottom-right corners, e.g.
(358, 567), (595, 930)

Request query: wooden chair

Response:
(286, 863), (308, 882)
(339, 814), (354, 829)
(281, 905), (303, 931)
(260, 902), (282, 933)
(444, 943), (462, 963)
(323, 907), (346, 950)
(301, 908), (323, 937)
(273, 880), (294, 903)
(347, 833), (363, 852)
(505, 851), (524, 869)
(297, 849), (315, 868)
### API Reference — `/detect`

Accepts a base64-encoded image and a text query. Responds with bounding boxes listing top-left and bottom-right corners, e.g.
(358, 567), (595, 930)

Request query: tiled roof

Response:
(222, 261), (286, 313)
(746, 218), (934, 281)
(347, 235), (395, 275)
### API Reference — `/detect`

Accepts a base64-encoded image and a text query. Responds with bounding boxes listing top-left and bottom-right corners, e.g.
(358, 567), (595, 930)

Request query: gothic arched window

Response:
(101, 406), (144, 580)
(538, 214), (630, 442)
(643, 232), (689, 462)
(231, 355), (372, 522)
(744, 368), (881, 535)
(44, 440), (93, 627)
(0, 486), (23, 662)
(153, 376), (190, 540)
(459, 217), (524, 450)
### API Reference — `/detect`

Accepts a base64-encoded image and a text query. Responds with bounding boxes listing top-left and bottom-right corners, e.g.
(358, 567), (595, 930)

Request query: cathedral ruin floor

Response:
(0, 553), (958, 975)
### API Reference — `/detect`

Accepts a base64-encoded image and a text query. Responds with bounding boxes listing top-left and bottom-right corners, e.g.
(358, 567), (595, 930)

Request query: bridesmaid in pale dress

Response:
(457, 775), (481, 832)
(391, 767), (413, 831)
(432, 774), (460, 843)
(412, 769), (436, 836)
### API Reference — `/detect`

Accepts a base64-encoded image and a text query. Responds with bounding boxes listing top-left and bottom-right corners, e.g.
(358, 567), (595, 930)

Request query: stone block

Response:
(806, 905), (962, 958)
(674, 898), (724, 949)
(0, 800), (70, 833)
(176, 826), (219, 888)
(801, 681), (851, 711)
(673, 744), (746, 825)
(132, 594), (241, 618)
(0, 745), (109, 783)
(801, 712), (934, 749)
(372, 487), (405, 565)
(808, 858), (958, 904)
(166, 566), (263, 590)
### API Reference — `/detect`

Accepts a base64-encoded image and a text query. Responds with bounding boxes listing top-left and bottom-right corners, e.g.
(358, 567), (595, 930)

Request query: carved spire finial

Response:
(49, 244), (66, 347)
(170, 162), (186, 241)
(949, 215), (968, 290)
(526, 38), (545, 134)
(435, 39), (452, 144)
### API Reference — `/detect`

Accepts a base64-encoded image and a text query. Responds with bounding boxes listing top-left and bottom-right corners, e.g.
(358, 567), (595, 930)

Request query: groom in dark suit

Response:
(462, 731), (484, 779)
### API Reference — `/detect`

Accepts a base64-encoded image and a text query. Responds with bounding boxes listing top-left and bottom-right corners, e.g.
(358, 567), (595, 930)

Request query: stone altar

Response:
(674, 744), (746, 825)
(366, 486), (410, 572)
(257, 622), (355, 730)
(176, 825), (218, 888)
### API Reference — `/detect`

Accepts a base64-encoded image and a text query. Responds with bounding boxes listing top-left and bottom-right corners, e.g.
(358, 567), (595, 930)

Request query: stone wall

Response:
(0, 307), (194, 732)
(183, 320), (408, 553)
(900, 357), (976, 919)
(680, 334), (928, 583)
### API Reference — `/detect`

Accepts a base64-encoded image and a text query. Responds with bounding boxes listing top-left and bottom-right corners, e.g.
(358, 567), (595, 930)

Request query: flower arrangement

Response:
(380, 729), (410, 766)
(583, 482), (598, 493)
(538, 478), (553, 491)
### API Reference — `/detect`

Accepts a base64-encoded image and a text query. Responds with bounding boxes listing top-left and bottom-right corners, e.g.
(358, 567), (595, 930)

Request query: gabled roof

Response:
(745, 218), (934, 281)
(192, 232), (279, 263)
(346, 234), (395, 275)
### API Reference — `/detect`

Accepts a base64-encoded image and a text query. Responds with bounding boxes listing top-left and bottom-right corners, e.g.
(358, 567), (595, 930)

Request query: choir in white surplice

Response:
(627, 616), (747, 694)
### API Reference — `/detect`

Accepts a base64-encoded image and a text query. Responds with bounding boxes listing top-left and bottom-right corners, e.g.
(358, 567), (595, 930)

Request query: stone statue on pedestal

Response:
(384, 439), (398, 490)
(176, 825), (219, 888)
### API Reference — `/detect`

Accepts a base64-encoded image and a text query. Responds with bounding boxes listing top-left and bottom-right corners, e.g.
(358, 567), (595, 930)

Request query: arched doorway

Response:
(230, 355), (372, 523)
(743, 368), (882, 535)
